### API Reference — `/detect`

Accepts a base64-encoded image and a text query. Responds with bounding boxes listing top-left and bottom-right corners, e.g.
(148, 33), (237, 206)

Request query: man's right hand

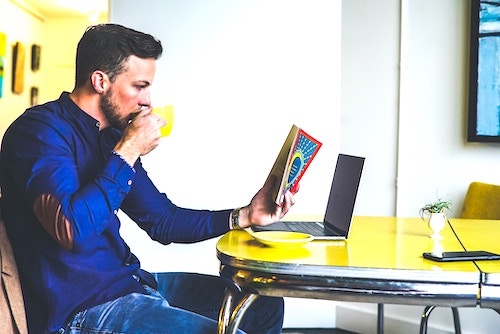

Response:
(113, 109), (167, 166)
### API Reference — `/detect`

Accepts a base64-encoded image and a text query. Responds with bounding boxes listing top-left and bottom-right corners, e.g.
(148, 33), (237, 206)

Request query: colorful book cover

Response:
(0, 32), (6, 98)
(284, 128), (322, 195)
(268, 125), (322, 205)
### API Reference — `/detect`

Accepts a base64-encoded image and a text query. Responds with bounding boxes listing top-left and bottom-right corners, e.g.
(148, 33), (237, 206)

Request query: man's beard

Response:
(100, 91), (128, 130)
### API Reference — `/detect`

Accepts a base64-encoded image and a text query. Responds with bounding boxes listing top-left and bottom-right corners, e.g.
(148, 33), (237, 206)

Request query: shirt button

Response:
(127, 180), (132, 186)
(114, 210), (118, 215)
(95, 121), (100, 128)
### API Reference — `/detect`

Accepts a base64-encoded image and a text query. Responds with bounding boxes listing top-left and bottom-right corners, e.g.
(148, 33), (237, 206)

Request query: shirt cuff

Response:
(111, 150), (136, 173)
(107, 151), (136, 192)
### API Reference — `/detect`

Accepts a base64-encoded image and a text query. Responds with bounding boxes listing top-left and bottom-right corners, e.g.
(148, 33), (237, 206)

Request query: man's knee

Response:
(240, 296), (284, 333)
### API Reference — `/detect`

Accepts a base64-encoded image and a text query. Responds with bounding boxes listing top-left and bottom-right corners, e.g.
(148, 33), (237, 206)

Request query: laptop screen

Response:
(323, 154), (365, 235)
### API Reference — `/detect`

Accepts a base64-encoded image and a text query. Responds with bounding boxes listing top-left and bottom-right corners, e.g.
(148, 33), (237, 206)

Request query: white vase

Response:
(431, 239), (444, 257)
(428, 212), (446, 239)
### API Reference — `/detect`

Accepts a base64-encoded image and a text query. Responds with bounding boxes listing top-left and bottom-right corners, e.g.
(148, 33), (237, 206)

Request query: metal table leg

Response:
(377, 303), (384, 334)
(218, 287), (259, 334)
(420, 306), (461, 334)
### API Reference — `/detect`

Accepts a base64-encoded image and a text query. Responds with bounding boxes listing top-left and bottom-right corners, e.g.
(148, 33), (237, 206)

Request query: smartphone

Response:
(423, 251), (500, 262)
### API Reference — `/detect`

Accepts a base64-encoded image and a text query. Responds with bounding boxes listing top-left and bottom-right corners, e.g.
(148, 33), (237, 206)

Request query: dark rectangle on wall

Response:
(31, 44), (41, 71)
(12, 42), (25, 94)
(468, 0), (500, 142)
(0, 32), (5, 98)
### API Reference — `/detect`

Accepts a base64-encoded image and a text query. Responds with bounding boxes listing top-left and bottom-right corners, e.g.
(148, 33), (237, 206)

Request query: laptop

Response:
(252, 153), (365, 240)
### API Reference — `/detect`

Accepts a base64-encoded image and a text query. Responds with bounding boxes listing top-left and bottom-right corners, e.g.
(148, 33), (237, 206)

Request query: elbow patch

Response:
(33, 193), (73, 250)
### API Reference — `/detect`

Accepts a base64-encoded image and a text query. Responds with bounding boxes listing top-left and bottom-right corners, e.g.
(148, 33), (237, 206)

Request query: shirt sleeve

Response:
(120, 158), (231, 244)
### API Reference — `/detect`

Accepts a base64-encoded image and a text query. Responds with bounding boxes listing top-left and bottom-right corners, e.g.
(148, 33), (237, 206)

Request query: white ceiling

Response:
(20, 0), (108, 19)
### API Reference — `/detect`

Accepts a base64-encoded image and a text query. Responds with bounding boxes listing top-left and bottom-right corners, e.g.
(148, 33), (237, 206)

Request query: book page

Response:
(267, 125), (299, 204)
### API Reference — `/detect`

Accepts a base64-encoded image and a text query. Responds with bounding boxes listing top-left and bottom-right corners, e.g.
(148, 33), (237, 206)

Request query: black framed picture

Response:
(468, 0), (500, 142)
(30, 86), (39, 106)
(31, 44), (41, 71)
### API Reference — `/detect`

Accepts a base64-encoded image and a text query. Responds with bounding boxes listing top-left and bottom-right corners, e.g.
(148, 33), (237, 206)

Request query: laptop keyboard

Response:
(285, 221), (328, 235)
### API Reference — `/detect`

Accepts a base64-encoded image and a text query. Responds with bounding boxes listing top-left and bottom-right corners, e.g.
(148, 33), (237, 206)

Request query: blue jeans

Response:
(59, 272), (284, 334)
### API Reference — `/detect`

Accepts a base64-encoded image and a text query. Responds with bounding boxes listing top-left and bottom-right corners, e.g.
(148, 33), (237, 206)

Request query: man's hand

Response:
(236, 175), (298, 229)
(113, 108), (167, 166)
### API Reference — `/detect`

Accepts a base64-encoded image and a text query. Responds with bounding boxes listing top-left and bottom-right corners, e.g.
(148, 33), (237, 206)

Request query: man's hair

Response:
(75, 23), (163, 88)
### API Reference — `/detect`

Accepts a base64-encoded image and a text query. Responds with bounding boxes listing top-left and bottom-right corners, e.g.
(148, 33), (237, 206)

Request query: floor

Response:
(282, 329), (359, 334)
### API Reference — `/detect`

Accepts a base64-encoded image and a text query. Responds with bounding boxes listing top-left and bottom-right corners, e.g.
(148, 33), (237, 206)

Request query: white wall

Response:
(341, 0), (500, 220)
(111, 0), (341, 215)
(41, 17), (107, 103)
(394, 0), (491, 218)
(340, 0), (401, 217)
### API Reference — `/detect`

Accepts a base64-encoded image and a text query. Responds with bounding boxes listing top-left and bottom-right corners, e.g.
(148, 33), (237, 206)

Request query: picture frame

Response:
(468, 0), (500, 142)
(12, 41), (25, 94)
(31, 44), (41, 71)
(30, 86), (39, 106)
(0, 32), (6, 98)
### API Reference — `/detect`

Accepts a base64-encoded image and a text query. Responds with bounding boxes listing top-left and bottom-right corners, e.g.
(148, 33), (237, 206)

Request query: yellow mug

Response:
(151, 105), (174, 137)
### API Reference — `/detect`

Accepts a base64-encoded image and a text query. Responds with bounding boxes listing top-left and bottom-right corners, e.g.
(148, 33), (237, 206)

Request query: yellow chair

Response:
(461, 182), (500, 220)
(420, 181), (500, 334)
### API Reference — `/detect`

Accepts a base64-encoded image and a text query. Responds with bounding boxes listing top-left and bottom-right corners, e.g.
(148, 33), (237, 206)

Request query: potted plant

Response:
(419, 199), (452, 239)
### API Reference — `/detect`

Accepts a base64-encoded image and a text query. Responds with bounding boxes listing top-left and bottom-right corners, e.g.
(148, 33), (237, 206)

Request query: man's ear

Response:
(90, 70), (107, 94)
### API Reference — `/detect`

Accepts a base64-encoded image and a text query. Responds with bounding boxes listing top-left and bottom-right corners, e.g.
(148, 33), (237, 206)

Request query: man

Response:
(0, 24), (296, 334)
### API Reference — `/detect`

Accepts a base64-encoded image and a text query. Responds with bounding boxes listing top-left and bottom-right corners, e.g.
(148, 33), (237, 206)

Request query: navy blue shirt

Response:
(0, 92), (231, 333)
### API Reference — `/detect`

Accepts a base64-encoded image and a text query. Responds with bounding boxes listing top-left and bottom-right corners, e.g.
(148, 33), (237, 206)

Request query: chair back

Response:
(0, 208), (28, 334)
(461, 181), (500, 219)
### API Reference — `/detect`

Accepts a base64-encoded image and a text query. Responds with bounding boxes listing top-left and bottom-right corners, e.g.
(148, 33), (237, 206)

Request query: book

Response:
(268, 124), (322, 205)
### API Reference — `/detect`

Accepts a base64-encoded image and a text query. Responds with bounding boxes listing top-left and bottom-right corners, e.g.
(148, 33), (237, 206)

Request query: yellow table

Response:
(216, 216), (481, 334)
(448, 218), (500, 310)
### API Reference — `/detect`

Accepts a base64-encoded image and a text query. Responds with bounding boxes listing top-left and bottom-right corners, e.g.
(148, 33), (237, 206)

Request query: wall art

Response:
(31, 44), (41, 71)
(12, 41), (25, 94)
(469, 0), (500, 142)
(0, 32), (6, 98)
